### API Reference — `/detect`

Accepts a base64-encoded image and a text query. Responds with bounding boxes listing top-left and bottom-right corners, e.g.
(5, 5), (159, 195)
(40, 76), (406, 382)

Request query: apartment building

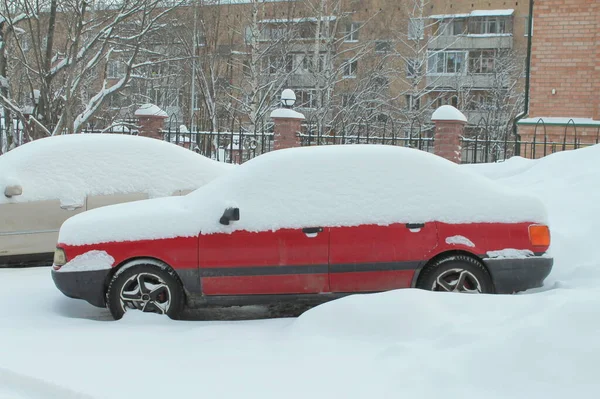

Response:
(84, 0), (533, 137)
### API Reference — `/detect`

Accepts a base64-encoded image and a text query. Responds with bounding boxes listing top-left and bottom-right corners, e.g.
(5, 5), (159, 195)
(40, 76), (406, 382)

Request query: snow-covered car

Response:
(51, 145), (553, 320)
(0, 134), (234, 266)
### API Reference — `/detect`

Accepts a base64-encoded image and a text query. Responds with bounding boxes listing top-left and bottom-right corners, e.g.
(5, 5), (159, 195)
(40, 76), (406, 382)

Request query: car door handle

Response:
(60, 204), (83, 211)
(406, 223), (425, 229)
(302, 227), (323, 234)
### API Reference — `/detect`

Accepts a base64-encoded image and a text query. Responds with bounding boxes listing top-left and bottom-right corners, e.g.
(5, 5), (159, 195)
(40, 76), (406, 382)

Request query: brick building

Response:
(101, 0), (533, 139)
(517, 0), (600, 157)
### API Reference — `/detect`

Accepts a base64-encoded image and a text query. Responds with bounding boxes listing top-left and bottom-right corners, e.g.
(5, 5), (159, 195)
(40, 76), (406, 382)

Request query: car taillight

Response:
(529, 224), (550, 247)
(53, 248), (67, 266)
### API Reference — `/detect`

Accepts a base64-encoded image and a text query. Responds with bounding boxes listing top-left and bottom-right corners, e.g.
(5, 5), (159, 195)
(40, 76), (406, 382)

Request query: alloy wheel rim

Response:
(119, 272), (172, 314)
(431, 268), (482, 293)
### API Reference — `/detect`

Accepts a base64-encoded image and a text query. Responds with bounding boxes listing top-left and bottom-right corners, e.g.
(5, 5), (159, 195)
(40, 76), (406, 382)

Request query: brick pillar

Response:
(134, 104), (168, 140)
(431, 105), (467, 164)
(270, 108), (305, 150)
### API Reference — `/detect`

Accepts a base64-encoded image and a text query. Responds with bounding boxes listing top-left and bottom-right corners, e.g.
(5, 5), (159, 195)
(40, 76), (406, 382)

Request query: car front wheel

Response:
(417, 255), (494, 294)
(106, 263), (185, 320)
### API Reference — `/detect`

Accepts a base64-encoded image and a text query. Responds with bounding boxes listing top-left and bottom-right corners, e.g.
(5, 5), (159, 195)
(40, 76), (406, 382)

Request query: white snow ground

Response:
(2, 145), (600, 398)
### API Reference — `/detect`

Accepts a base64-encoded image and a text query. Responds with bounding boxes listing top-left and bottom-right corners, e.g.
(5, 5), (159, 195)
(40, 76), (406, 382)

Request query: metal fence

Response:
(163, 125), (275, 164)
(162, 116), (600, 165)
(2, 115), (599, 164)
(298, 119), (436, 153)
(462, 118), (600, 163)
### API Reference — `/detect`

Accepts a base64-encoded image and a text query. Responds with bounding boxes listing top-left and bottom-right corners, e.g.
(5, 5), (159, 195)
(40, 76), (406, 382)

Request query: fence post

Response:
(134, 104), (168, 140)
(431, 105), (467, 164)
(270, 91), (305, 151)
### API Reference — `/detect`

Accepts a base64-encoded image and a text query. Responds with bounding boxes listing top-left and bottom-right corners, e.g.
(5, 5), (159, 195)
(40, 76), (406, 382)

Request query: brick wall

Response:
(528, 0), (600, 120)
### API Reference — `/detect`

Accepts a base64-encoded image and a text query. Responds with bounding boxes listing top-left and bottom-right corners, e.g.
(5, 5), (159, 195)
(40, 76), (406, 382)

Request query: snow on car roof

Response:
(58, 144), (548, 246)
(0, 134), (234, 205)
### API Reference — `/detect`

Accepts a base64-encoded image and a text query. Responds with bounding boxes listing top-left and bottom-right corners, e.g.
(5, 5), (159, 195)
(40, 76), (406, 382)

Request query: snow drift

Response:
(464, 144), (600, 284)
(1, 144), (600, 398)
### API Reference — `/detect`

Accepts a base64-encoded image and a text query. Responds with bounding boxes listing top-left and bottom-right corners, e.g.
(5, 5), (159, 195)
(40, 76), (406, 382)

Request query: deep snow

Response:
(2, 144), (600, 398)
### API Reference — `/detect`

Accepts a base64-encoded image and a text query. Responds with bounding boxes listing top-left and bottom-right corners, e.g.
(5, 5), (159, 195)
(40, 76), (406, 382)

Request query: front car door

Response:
(198, 226), (330, 296)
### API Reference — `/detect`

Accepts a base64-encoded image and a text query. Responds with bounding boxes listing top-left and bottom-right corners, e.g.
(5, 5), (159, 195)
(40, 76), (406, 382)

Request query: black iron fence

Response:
(161, 116), (600, 164)
(163, 125), (274, 164)
(2, 115), (598, 164)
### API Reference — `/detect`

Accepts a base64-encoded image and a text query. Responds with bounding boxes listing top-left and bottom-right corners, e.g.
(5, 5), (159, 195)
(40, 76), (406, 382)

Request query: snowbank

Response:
(58, 145), (547, 246)
(0, 134), (234, 205)
(465, 144), (600, 283)
(3, 144), (600, 398)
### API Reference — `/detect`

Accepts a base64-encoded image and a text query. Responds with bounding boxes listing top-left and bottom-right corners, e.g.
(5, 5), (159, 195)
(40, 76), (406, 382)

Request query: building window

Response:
(107, 60), (126, 79)
(261, 25), (287, 41)
(264, 55), (294, 74)
(344, 22), (360, 42)
(435, 19), (466, 36)
(375, 41), (392, 54)
(405, 94), (420, 110)
(524, 15), (534, 36)
(469, 50), (496, 74)
(434, 95), (458, 108)
(469, 92), (495, 110)
(408, 18), (424, 40)
(302, 54), (326, 73)
(343, 60), (357, 78)
(468, 16), (511, 35)
(295, 89), (321, 109)
(427, 51), (466, 74)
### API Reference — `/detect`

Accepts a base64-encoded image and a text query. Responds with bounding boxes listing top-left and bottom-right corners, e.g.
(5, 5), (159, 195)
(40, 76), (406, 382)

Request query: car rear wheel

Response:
(106, 263), (184, 320)
(417, 255), (494, 294)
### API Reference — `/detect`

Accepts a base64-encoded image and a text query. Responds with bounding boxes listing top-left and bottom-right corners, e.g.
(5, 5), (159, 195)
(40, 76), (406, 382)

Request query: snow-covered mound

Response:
(0, 134), (234, 205)
(58, 144), (547, 245)
(465, 144), (600, 284)
(1, 145), (600, 398)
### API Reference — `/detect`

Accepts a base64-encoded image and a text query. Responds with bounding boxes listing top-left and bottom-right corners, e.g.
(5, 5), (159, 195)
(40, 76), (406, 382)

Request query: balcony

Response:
(426, 73), (508, 90)
(428, 34), (513, 50)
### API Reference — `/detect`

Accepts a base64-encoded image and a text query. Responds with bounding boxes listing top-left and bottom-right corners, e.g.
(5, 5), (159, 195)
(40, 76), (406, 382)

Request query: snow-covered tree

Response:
(0, 0), (182, 146)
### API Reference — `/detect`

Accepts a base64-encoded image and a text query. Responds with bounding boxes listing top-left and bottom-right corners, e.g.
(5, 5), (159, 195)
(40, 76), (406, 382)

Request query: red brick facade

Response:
(518, 0), (600, 153)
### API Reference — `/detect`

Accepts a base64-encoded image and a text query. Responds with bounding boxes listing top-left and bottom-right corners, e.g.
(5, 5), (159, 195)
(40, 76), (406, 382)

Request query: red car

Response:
(51, 145), (553, 320)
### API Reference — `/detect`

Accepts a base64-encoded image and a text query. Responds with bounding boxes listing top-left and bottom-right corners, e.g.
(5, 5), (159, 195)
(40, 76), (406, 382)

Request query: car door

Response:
(0, 199), (85, 265)
(198, 226), (330, 296)
(329, 222), (438, 293)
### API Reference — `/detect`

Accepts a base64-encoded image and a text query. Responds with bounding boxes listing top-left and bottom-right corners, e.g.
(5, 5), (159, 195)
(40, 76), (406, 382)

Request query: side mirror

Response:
(4, 185), (23, 198)
(219, 207), (240, 225)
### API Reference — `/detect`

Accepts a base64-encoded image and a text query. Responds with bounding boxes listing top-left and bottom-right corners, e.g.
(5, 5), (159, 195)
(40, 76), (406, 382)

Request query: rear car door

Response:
(329, 222), (438, 292)
(198, 226), (330, 295)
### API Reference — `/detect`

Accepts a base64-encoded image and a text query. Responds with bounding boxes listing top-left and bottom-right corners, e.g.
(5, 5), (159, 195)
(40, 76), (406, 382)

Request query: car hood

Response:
(58, 196), (198, 246)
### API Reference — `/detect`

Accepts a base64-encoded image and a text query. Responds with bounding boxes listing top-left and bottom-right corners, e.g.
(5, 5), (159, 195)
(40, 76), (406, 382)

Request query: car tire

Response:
(106, 263), (185, 320)
(416, 255), (494, 294)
